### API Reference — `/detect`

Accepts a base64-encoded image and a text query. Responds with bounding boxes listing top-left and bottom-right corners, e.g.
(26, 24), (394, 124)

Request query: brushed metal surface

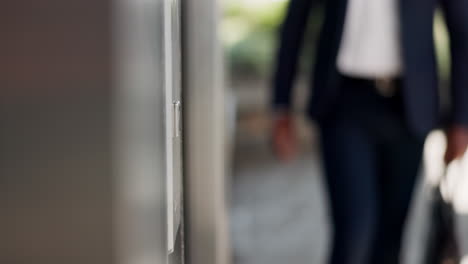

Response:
(1, 0), (185, 263)
(0, 1), (114, 263)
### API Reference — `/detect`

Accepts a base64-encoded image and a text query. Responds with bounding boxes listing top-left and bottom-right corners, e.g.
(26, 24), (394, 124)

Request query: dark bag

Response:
(424, 171), (461, 264)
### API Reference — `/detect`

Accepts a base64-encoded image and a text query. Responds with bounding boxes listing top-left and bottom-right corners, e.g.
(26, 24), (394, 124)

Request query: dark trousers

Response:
(319, 76), (425, 264)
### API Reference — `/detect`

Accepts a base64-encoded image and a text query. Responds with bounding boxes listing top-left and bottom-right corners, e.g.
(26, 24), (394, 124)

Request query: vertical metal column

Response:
(114, 0), (184, 263)
(183, 0), (231, 263)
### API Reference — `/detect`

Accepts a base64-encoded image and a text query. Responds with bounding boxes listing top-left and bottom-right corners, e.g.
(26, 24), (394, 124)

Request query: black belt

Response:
(342, 75), (401, 98)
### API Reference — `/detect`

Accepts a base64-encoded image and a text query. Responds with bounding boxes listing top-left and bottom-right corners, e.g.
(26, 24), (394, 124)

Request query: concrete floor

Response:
(230, 108), (468, 264)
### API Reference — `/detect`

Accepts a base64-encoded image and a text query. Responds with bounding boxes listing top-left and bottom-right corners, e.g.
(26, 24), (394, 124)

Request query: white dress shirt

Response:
(337, 0), (403, 78)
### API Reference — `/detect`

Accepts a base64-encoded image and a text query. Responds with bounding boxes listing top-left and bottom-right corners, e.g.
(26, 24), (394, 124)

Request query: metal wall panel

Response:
(183, 0), (231, 263)
(1, 0), (184, 263)
(0, 1), (114, 264)
(114, 0), (184, 263)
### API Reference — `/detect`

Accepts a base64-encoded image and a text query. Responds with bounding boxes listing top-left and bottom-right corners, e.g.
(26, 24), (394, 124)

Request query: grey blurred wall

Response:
(1, 0), (177, 263)
(183, 0), (231, 263)
(1, 0), (229, 263)
(0, 1), (115, 263)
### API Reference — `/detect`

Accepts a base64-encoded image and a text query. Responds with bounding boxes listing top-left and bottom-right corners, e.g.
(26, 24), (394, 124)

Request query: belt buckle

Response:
(375, 77), (396, 98)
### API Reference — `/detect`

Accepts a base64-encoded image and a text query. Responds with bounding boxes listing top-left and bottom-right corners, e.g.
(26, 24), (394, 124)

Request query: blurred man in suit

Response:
(272, 0), (468, 263)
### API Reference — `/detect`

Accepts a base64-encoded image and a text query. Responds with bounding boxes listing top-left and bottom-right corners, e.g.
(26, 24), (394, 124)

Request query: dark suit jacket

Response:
(273, 0), (468, 136)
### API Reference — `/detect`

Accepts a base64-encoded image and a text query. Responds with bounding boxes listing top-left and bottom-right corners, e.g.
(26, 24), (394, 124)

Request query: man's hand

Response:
(272, 113), (298, 162)
(444, 125), (468, 164)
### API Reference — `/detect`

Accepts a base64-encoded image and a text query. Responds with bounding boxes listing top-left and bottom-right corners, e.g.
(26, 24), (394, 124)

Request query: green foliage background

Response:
(222, 1), (287, 77)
